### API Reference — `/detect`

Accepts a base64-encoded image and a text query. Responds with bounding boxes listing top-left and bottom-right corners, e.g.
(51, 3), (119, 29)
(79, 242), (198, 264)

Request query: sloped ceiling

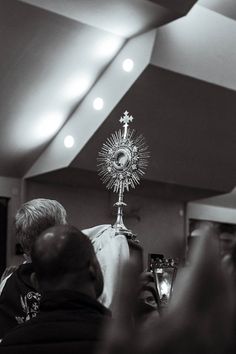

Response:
(0, 0), (125, 176)
(71, 65), (236, 192)
(1, 0), (236, 195)
(0, 0), (195, 177)
(20, 0), (191, 37)
(198, 0), (236, 21)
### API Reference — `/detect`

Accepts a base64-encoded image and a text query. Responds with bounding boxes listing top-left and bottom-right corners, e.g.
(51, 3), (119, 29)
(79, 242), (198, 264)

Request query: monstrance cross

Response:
(119, 110), (133, 139)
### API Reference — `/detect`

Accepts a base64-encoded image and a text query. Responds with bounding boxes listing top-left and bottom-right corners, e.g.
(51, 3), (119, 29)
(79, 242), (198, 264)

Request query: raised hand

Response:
(98, 223), (235, 354)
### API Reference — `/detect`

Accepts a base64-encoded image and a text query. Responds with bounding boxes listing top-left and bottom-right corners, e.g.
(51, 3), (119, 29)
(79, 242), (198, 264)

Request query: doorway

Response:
(0, 197), (9, 277)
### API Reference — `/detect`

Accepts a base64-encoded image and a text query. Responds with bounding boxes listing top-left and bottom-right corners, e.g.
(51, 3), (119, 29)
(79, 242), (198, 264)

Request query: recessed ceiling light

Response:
(93, 97), (104, 110)
(64, 135), (74, 148)
(122, 58), (134, 72)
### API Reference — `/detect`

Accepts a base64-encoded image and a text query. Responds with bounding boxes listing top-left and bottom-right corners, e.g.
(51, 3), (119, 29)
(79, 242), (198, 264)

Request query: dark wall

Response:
(22, 180), (188, 266)
(17, 174), (222, 267)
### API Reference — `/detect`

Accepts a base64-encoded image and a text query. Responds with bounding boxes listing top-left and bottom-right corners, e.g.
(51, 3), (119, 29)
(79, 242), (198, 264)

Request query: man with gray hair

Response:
(0, 198), (67, 339)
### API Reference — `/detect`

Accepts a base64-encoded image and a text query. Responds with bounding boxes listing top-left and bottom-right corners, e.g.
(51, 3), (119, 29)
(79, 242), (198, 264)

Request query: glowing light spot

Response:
(64, 76), (90, 99)
(64, 135), (74, 148)
(95, 37), (121, 58)
(38, 113), (63, 138)
(93, 97), (104, 110)
(122, 58), (134, 72)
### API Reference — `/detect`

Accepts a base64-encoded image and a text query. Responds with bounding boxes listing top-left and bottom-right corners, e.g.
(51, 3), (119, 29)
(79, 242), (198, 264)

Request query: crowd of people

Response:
(0, 198), (235, 353)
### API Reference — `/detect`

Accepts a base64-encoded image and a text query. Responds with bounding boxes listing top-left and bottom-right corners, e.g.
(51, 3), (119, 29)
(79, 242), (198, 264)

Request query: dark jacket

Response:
(1, 290), (111, 354)
(0, 263), (40, 339)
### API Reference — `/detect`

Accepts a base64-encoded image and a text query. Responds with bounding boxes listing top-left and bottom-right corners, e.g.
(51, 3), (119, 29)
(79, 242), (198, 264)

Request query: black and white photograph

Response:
(0, 1), (236, 353)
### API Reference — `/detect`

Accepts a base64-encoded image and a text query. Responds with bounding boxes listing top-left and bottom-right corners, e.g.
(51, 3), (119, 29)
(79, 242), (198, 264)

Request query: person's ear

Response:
(30, 272), (40, 291)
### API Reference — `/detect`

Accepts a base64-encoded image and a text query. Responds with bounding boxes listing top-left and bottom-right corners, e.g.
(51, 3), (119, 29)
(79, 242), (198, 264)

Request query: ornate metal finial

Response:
(119, 110), (133, 139)
(97, 111), (149, 239)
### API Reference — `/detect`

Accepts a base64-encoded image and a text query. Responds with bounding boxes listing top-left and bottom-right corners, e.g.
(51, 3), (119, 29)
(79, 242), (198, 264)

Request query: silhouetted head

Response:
(15, 198), (67, 257)
(31, 224), (104, 299)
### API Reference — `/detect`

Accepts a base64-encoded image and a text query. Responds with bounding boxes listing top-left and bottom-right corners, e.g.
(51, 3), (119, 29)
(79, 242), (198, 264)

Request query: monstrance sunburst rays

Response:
(97, 113), (149, 193)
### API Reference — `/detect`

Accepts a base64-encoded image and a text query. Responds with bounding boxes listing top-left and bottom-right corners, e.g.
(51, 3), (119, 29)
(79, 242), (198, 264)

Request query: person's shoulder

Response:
(0, 263), (35, 297)
(0, 265), (22, 295)
(0, 274), (12, 295)
(82, 224), (112, 240)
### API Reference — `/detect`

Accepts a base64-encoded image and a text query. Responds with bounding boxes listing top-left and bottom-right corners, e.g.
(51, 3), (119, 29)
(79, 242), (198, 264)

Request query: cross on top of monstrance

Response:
(97, 110), (150, 240)
(119, 110), (133, 139)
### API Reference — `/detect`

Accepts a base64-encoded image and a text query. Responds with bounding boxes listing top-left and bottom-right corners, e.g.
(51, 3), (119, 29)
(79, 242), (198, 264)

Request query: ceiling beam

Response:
(148, 0), (198, 14)
(19, 0), (197, 38)
(151, 4), (236, 91)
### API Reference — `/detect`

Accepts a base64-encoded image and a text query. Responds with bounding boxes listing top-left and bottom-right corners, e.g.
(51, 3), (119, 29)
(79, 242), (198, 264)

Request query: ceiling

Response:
(72, 65), (236, 192)
(1, 0), (236, 196)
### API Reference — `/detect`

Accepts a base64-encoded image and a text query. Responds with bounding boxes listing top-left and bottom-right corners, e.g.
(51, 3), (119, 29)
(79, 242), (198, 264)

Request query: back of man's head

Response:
(31, 225), (104, 298)
(15, 198), (67, 256)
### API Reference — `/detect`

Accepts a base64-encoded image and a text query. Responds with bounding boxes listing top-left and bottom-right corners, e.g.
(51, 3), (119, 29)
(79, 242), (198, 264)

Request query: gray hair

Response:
(15, 198), (67, 256)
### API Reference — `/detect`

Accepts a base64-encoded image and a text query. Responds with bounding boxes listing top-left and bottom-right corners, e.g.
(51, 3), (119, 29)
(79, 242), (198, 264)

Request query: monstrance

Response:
(97, 111), (149, 240)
